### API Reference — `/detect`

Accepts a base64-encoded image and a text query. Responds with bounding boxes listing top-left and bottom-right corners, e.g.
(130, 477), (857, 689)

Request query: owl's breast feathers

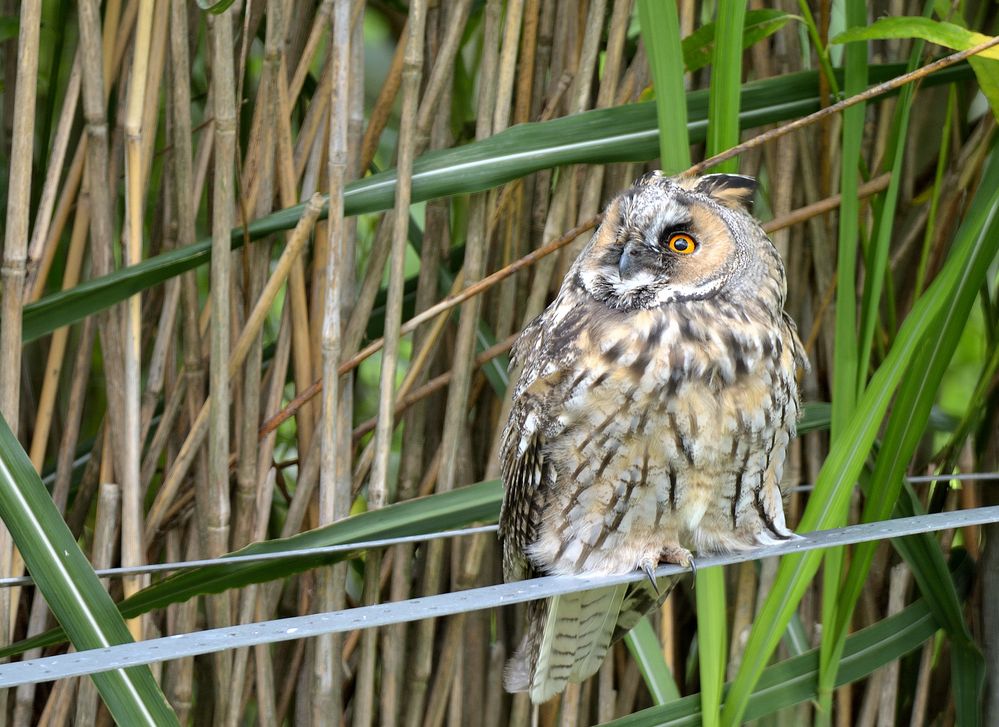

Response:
(500, 275), (803, 578)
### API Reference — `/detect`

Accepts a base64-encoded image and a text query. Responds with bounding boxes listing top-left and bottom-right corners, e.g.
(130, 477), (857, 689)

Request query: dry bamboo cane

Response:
(0, 11), (41, 706)
(381, 9), (459, 718)
(204, 10), (240, 719)
(120, 1), (156, 637)
(314, 0), (354, 722)
(163, 0), (208, 704)
(276, 58), (317, 473)
(226, 8), (286, 726)
(23, 47), (80, 298)
(403, 3), (499, 723)
(0, 0), (40, 434)
(357, 0), (428, 722)
(27, 190), (91, 471)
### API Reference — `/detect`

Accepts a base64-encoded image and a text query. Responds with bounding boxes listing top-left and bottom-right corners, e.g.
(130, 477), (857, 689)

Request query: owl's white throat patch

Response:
(613, 270), (656, 295)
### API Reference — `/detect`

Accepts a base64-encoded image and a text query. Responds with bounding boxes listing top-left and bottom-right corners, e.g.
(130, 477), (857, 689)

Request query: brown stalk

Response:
(358, 17), (407, 175)
(203, 10), (240, 716)
(120, 0), (156, 628)
(276, 59), (317, 469)
(0, 4), (40, 677)
(314, 0), (354, 722)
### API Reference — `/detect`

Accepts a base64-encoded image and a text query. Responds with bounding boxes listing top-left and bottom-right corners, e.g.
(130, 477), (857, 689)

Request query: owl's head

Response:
(574, 171), (782, 311)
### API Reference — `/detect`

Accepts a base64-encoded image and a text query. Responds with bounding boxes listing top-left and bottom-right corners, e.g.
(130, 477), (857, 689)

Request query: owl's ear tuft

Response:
(633, 170), (664, 187)
(693, 174), (757, 212)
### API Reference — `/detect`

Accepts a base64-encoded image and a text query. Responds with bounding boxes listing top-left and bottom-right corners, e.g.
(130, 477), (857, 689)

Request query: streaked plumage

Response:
(499, 171), (806, 703)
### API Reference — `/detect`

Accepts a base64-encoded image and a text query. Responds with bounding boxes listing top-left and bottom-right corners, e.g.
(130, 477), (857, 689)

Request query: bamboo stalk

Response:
(119, 0), (155, 637)
(0, 0), (40, 434)
(357, 3), (427, 725)
(0, 8), (41, 696)
(314, 0), (354, 722)
(204, 9), (240, 718)
(24, 48), (80, 299)
(276, 57), (317, 466)
(27, 190), (90, 471)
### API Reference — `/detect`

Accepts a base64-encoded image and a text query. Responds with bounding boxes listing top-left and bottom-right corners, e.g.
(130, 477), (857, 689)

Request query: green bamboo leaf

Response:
(0, 416), (178, 725)
(682, 10), (796, 73)
(720, 134), (999, 727)
(816, 1), (869, 717)
(22, 63), (974, 344)
(832, 17), (999, 118)
(829, 135), (998, 726)
(827, 17), (987, 726)
(624, 617), (681, 705)
(638, 0), (689, 171)
(696, 0), (747, 719)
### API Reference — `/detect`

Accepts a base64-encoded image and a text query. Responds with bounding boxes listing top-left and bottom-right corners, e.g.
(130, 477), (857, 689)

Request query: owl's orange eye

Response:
(667, 232), (696, 254)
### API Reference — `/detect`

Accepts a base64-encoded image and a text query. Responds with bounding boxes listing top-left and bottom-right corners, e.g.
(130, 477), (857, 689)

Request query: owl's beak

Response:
(618, 240), (646, 279)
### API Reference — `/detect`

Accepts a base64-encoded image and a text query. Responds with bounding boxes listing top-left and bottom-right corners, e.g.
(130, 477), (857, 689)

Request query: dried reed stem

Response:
(204, 9), (240, 717)
(314, 0), (354, 722)
(120, 0), (156, 632)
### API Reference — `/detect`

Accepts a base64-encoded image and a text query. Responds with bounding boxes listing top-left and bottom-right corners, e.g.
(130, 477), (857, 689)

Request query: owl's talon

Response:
(640, 561), (660, 595)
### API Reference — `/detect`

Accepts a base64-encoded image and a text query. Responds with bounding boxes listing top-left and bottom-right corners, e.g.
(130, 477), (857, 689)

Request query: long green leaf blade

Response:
(0, 416), (178, 725)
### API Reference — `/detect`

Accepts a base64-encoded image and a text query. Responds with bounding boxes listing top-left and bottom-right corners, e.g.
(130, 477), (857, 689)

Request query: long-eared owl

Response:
(499, 171), (806, 703)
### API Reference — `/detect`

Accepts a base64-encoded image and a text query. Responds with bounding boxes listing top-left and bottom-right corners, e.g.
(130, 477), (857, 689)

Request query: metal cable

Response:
(0, 505), (996, 688)
(789, 471), (999, 493)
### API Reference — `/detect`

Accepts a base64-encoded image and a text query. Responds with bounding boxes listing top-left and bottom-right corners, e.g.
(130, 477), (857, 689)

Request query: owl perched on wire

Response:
(499, 171), (806, 703)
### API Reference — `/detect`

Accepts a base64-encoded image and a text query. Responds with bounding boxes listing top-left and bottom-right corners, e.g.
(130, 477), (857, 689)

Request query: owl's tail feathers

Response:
(504, 585), (627, 703)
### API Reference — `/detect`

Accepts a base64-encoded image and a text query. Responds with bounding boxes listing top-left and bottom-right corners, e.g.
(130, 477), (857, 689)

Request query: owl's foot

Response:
(659, 544), (693, 569)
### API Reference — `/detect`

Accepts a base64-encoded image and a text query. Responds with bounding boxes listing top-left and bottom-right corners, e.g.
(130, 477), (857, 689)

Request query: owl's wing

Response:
(499, 291), (585, 582)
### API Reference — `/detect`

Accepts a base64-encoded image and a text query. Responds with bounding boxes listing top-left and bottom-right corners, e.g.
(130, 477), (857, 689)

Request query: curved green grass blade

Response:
(638, 0), (689, 171)
(624, 616), (681, 705)
(696, 1), (747, 720)
(21, 63), (974, 344)
(0, 416), (177, 725)
(817, 1), (869, 717)
(833, 16), (999, 118)
(828, 31), (992, 727)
